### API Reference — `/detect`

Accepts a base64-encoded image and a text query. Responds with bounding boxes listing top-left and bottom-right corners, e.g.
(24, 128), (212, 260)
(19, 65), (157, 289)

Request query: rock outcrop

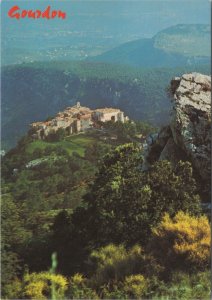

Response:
(146, 72), (211, 197)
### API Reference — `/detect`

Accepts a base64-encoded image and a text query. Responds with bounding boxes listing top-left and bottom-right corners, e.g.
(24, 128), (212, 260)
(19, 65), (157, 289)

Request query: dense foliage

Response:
(3, 213), (210, 299)
(67, 146), (201, 249)
(1, 126), (210, 299)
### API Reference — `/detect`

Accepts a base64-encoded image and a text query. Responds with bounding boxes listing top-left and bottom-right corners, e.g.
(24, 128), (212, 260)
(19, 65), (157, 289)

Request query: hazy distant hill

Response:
(2, 61), (210, 150)
(154, 24), (210, 57)
(89, 24), (210, 67)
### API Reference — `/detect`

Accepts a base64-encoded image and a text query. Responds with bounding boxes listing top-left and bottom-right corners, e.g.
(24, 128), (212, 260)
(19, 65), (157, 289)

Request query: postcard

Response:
(1, 1), (211, 299)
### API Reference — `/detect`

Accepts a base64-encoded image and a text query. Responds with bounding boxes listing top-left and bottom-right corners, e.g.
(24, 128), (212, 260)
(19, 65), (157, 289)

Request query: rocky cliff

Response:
(146, 72), (211, 198)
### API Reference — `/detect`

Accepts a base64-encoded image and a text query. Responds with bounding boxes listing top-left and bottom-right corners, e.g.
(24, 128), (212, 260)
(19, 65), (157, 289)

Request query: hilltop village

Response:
(30, 102), (128, 140)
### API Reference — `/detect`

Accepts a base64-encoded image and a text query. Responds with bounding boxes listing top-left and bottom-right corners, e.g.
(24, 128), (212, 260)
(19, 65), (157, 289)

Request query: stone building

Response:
(30, 102), (127, 140)
(92, 108), (125, 123)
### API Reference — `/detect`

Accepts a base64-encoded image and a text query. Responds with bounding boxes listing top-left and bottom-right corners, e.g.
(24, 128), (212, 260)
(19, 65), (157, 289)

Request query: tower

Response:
(76, 101), (81, 108)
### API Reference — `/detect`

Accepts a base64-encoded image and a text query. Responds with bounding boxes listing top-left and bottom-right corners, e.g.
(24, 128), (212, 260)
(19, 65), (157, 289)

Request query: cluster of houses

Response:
(30, 102), (128, 140)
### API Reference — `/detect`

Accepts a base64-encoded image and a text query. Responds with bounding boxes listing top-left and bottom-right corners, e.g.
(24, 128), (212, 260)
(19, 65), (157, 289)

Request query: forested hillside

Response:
(2, 127), (210, 299)
(1, 73), (210, 298)
(2, 61), (210, 149)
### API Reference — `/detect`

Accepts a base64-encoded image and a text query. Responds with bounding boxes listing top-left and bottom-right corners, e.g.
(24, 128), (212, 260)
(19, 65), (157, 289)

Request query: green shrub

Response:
(88, 244), (161, 287)
(1, 278), (22, 300)
(68, 273), (98, 299)
(101, 284), (128, 299)
(123, 274), (148, 298)
(150, 271), (211, 300)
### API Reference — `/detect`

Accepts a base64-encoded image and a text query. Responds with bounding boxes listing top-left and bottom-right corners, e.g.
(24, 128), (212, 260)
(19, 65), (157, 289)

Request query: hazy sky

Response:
(1, 0), (211, 51)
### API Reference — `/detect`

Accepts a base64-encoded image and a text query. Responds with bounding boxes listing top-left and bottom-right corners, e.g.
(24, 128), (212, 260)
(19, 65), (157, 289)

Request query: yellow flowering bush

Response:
(123, 274), (148, 298)
(150, 211), (210, 269)
(70, 273), (85, 285)
(23, 272), (68, 299)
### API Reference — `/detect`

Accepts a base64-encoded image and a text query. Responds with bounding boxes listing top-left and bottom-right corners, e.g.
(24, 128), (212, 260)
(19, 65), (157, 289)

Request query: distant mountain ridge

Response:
(88, 24), (210, 67)
(154, 24), (210, 57)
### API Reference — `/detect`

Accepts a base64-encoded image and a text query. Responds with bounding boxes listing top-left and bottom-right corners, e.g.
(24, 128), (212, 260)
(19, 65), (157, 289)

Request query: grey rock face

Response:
(147, 72), (211, 196)
(170, 73), (211, 181)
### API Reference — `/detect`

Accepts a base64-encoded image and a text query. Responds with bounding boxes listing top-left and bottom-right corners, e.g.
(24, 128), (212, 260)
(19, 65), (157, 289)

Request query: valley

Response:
(1, 61), (210, 150)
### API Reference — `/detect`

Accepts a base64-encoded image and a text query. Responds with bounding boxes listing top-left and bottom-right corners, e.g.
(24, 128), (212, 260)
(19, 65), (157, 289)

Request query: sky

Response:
(1, 0), (211, 60)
